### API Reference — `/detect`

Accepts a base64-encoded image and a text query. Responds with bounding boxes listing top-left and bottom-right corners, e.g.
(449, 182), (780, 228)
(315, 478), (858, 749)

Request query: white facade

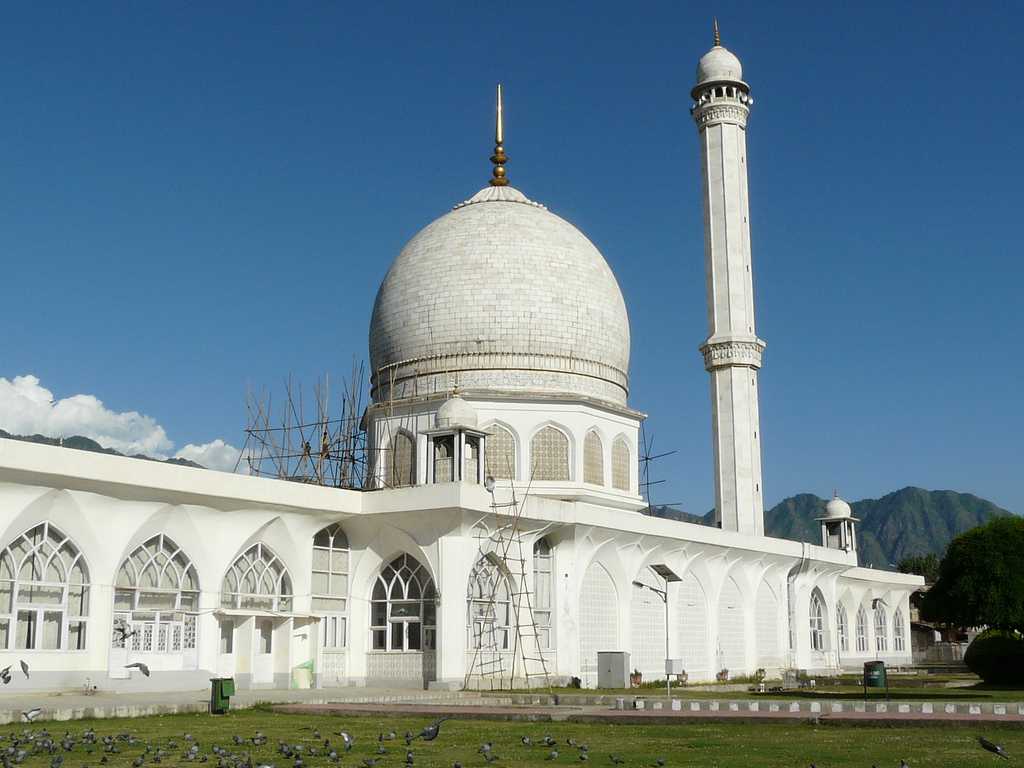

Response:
(0, 30), (922, 693)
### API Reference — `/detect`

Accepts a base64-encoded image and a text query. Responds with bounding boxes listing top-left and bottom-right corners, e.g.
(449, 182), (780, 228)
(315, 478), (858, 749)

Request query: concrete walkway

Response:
(0, 686), (482, 725)
(277, 700), (1024, 728)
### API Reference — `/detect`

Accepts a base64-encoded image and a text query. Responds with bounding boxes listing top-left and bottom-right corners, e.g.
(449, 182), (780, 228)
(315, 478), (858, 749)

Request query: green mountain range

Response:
(0, 429), (203, 469)
(651, 487), (1014, 570)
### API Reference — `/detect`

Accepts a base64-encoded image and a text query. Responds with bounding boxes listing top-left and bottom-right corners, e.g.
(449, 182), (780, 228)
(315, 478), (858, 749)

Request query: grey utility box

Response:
(597, 651), (631, 689)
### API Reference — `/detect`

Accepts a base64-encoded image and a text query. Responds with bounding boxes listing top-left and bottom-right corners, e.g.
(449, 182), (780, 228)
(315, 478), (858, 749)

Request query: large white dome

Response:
(369, 185), (630, 406)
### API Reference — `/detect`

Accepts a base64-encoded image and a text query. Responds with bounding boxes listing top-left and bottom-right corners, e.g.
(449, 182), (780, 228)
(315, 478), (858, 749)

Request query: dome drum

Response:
(371, 350), (629, 405)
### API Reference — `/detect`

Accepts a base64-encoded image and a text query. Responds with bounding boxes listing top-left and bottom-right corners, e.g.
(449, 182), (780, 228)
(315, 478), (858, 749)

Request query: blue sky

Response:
(1, 3), (1020, 514)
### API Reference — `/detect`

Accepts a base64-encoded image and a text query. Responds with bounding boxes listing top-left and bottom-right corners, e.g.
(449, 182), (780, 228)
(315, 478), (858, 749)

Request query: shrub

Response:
(964, 630), (1024, 684)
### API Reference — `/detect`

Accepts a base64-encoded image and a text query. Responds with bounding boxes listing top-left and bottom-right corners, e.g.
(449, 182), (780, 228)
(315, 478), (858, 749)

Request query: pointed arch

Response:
(483, 422), (517, 481)
(583, 430), (604, 485)
(466, 555), (514, 650)
(855, 604), (869, 652)
(611, 435), (631, 491)
(675, 568), (709, 679)
(533, 538), (553, 648)
(631, 566), (666, 677)
(312, 523), (349, 649)
(221, 542), (292, 612)
(0, 521), (90, 651)
(579, 560), (618, 687)
(874, 602), (888, 652)
(755, 578), (781, 667)
(113, 534), (199, 654)
(717, 576), (745, 674)
(809, 588), (827, 652)
(389, 430), (416, 487)
(893, 607), (906, 652)
(369, 553), (436, 652)
(530, 424), (570, 481)
(836, 601), (849, 653)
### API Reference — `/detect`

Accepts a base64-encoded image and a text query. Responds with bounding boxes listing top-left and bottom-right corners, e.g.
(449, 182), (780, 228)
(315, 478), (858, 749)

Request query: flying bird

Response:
(980, 737), (1010, 759)
(19, 660), (29, 679)
(340, 731), (354, 752)
(125, 663), (150, 677)
(21, 708), (41, 723)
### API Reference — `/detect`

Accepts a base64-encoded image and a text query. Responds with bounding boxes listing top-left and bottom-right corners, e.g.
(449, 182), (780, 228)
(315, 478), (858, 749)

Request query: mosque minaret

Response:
(692, 21), (766, 536)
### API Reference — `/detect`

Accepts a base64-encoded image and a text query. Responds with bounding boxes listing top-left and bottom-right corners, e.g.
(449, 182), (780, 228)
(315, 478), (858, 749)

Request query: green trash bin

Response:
(210, 677), (235, 715)
(863, 661), (888, 698)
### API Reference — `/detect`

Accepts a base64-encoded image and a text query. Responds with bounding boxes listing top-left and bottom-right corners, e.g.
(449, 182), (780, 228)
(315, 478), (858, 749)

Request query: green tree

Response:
(897, 553), (940, 583)
(921, 516), (1024, 631)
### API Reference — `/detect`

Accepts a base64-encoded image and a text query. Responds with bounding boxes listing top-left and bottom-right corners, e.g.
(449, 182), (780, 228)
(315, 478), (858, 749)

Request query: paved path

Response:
(0, 686), (480, 725)
(275, 700), (1024, 728)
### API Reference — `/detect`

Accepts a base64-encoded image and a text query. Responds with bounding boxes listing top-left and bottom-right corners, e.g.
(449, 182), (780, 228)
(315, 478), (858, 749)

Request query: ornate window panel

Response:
(221, 543), (292, 612)
(369, 554), (436, 652)
(0, 522), (89, 651)
(312, 524), (349, 649)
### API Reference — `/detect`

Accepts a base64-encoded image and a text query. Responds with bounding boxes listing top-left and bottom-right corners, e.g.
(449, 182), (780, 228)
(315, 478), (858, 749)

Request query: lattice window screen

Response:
(530, 427), (569, 481)
(583, 431), (604, 485)
(611, 437), (630, 491)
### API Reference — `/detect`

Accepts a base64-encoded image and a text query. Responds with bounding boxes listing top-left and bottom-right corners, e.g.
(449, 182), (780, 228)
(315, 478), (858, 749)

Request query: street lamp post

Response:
(633, 563), (681, 700)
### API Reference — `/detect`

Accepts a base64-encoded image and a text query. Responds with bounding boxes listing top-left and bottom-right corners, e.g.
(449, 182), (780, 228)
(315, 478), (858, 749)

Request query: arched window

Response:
(583, 431), (604, 485)
(113, 534), (198, 654)
(0, 522), (89, 651)
(312, 525), (349, 649)
(389, 431), (415, 487)
(533, 538), (553, 648)
(467, 556), (512, 650)
(874, 604), (888, 652)
(531, 426), (569, 481)
(611, 436), (630, 491)
(836, 602), (849, 653)
(855, 606), (869, 652)
(485, 424), (516, 480)
(893, 608), (906, 652)
(370, 554), (436, 652)
(808, 591), (826, 652)
(221, 543), (292, 612)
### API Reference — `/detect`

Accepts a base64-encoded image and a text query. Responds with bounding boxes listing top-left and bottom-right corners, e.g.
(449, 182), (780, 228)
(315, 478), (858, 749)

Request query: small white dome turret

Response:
(696, 45), (743, 86)
(435, 395), (478, 429)
(824, 491), (853, 519)
(692, 19), (749, 97)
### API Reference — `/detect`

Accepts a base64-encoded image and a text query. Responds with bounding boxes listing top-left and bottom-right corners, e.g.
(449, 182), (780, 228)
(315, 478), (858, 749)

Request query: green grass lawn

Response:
(1, 709), (1021, 768)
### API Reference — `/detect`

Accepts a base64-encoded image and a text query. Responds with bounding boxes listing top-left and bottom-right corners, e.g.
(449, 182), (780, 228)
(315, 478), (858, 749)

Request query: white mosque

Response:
(0, 29), (921, 692)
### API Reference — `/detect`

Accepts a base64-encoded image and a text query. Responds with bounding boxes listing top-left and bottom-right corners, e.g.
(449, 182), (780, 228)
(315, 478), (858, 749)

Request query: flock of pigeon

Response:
(0, 643), (1014, 768)
(0, 713), (1012, 768)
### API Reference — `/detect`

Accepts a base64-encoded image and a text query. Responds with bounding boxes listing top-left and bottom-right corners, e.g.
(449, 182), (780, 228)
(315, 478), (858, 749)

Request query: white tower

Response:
(691, 22), (766, 536)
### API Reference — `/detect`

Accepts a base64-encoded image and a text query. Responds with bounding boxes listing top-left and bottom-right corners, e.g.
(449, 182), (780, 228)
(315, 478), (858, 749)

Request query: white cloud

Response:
(174, 439), (241, 472)
(0, 374), (242, 472)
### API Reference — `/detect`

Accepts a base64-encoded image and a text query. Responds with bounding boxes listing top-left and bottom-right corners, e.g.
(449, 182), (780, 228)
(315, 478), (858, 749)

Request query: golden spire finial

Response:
(713, 17), (721, 46)
(489, 83), (509, 187)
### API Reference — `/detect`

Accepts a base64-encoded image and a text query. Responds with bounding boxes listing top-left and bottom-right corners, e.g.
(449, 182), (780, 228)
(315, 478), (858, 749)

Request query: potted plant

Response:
(675, 669), (689, 685)
(629, 668), (643, 687)
(716, 668), (729, 682)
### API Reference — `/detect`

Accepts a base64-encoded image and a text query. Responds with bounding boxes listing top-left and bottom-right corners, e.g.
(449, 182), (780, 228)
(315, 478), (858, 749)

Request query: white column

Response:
(693, 74), (765, 537)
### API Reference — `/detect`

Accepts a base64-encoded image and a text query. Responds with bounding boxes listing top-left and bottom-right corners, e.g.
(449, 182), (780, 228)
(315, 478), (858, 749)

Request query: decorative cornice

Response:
(699, 339), (765, 371)
(693, 102), (749, 129)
